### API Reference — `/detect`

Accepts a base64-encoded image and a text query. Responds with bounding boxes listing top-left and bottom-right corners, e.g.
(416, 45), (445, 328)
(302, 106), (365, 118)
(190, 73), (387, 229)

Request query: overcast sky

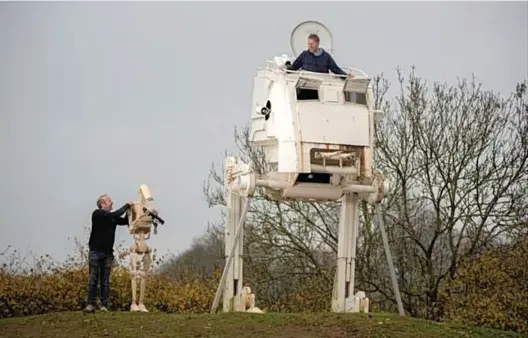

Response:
(1, 2), (526, 262)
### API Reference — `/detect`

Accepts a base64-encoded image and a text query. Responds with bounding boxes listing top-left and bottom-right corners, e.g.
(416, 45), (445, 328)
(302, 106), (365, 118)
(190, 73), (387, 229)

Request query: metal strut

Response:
(374, 203), (405, 316)
(210, 197), (252, 313)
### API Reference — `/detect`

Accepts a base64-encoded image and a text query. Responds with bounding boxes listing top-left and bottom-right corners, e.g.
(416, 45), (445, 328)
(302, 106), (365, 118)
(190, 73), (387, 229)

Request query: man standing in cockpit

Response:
(286, 33), (354, 78)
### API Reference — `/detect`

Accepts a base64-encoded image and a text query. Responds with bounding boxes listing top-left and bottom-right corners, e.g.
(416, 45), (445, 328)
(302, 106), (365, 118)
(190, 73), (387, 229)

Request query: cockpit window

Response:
(296, 88), (319, 100)
(344, 92), (367, 105)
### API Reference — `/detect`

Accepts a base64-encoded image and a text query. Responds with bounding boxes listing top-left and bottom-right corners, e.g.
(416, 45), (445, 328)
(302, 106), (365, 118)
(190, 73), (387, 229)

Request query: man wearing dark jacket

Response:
(287, 33), (353, 77)
(84, 194), (132, 313)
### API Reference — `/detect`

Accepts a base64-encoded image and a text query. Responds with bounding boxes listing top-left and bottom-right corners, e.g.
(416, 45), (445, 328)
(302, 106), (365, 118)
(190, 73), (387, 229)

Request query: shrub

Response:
(442, 236), (528, 333)
(0, 243), (341, 318)
(0, 246), (220, 318)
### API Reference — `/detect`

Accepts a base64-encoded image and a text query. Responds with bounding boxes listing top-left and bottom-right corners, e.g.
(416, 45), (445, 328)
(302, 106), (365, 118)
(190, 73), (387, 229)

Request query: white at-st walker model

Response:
(211, 21), (405, 315)
(125, 184), (165, 312)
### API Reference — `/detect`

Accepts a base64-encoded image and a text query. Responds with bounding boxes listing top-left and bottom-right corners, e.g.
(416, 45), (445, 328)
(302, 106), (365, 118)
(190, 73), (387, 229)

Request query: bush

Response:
(442, 236), (528, 333)
(0, 246), (220, 318)
(268, 271), (334, 313)
(4, 234), (527, 336)
(0, 245), (331, 318)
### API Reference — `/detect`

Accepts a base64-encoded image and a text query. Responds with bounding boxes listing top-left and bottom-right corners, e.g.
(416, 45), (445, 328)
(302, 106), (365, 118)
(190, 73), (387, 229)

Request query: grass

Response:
(0, 311), (523, 338)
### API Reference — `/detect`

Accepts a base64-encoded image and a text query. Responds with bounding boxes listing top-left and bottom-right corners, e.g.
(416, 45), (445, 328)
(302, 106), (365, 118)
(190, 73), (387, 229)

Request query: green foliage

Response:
(442, 236), (528, 333)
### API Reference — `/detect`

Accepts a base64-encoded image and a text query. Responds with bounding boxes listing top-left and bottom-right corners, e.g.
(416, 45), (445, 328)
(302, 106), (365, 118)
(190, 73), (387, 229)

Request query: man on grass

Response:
(84, 194), (132, 313)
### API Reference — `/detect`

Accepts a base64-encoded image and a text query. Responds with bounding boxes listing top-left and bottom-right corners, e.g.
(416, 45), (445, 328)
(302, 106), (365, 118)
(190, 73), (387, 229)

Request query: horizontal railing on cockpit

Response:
(258, 60), (369, 78)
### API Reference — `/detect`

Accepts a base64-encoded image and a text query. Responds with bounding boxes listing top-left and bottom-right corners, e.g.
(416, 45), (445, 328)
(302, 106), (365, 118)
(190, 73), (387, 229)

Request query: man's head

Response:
(97, 194), (114, 210)
(307, 34), (320, 53)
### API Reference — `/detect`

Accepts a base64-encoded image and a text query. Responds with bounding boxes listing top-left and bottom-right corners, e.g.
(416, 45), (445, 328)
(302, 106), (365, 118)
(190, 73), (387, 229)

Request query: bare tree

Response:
(368, 68), (528, 318)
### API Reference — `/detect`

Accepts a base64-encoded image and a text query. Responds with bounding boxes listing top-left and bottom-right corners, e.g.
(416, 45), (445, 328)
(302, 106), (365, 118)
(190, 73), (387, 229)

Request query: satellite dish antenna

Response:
(290, 20), (334, 57)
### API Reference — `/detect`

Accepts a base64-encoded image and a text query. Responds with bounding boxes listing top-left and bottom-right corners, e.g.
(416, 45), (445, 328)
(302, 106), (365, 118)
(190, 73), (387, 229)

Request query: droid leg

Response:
(332, 193), (368, 313)
(211, 196), (251, 313)
(137, 245), (151, 313)
(222, 191), (244, 312)
(129, 243), (140, 312)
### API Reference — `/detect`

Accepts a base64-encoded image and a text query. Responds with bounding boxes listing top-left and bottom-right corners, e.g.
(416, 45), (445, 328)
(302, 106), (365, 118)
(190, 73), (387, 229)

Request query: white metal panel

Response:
(297, 102), (370, 146)
(251, 117), (265, 132)
(266, 112), (276, 138)
(263, 144), (279, 164)
(273, 83), (296, 142)
(250, 117), (266, 143)
(296, 76), (323, 90)
(344, 78), (370, 93)
(278, 140), (298, 172)
(323, 86), (340, 103)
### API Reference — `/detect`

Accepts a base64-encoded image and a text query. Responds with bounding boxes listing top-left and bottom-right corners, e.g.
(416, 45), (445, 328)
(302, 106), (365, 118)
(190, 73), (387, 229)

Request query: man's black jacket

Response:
(88, 204), (130, 254)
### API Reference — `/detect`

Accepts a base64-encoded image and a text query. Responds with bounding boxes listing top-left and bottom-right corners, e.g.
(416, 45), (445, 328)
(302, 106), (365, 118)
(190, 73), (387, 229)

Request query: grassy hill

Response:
(0, 312), (522, 338)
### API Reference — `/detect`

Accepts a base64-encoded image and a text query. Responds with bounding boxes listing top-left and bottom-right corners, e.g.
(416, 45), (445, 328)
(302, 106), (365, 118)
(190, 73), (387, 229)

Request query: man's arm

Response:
(93, 203), (131, 221)
(114, 215), (129, 226)
(110, 203), (130, 217)
(287, 51), (305, 71)
(110, 203), (131, 225)
(327, 54), (347, 75)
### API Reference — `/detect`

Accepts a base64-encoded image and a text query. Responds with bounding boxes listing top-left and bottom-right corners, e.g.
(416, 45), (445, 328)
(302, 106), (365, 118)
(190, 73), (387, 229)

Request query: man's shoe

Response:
(84, 304), (96, 313)
(100, 306), (109, 312)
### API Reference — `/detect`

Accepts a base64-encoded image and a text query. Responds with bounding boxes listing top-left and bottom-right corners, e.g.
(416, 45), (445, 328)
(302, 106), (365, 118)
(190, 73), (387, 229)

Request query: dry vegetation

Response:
(1, 69), (527, 337)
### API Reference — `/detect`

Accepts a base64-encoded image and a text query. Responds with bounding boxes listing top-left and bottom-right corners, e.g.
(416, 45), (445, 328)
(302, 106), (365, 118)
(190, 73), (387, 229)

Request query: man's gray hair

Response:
(96, 194), (108, 208)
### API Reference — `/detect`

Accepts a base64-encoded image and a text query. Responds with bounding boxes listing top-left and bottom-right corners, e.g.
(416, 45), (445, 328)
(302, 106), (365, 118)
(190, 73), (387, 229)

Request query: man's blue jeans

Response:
(87, 250), (114, 308)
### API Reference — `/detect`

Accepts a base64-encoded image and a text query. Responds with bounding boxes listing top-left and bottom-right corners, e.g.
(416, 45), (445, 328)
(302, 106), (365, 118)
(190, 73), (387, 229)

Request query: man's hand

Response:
(348, 72), (355, 78)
